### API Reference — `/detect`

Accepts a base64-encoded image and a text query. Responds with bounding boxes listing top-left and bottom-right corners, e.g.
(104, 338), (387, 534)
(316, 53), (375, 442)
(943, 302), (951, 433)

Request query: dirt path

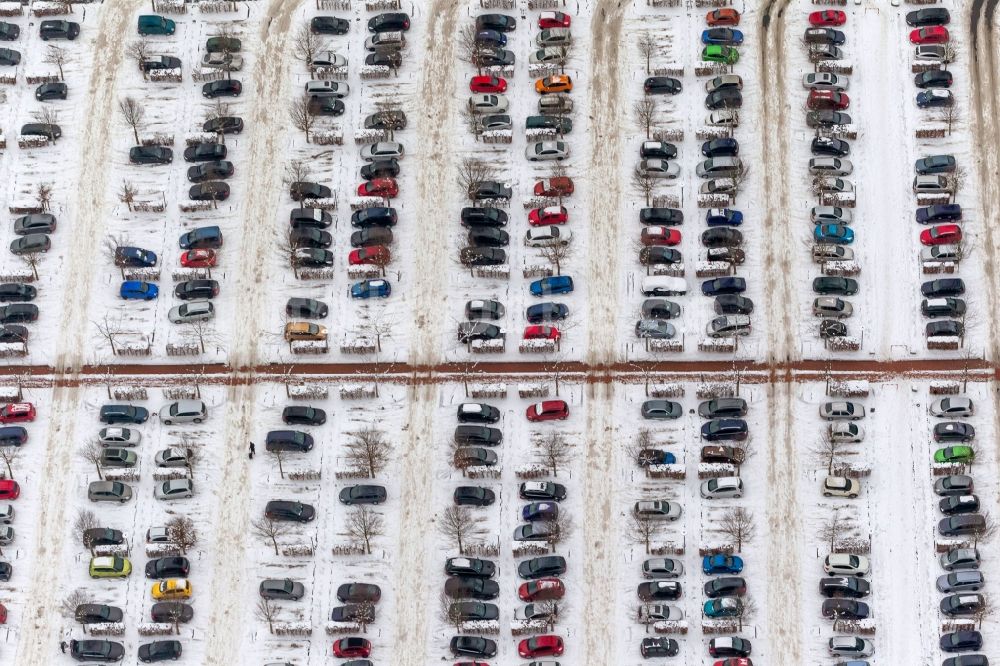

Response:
(54, 0), (142, 372)
(393, 382), (436, 666)
(410, 0), (460, 366)
(232, 0), (297, 369)
(759, 0), (795, 363)
(585, 0), (626, 365)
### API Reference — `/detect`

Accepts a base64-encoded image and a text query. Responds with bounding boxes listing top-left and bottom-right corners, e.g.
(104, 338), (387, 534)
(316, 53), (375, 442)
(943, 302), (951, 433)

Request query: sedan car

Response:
(526, 140), (569, 161)
(820, 401), (865, 420)
(154, 478), (194, 500)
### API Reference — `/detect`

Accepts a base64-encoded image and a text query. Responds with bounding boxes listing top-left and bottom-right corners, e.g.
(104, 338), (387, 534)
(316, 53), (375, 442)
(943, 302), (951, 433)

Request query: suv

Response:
(40, 20), (80, 40)
(265, 430), (314, 452)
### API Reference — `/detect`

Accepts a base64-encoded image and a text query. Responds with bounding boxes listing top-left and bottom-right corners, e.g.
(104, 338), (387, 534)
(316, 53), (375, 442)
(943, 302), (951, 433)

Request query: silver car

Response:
(159, 399), (207, 425)
(813, 297), (853, 319)
(468, 94), (509, 114)
(930, 397), (974, 418)
(98, 427), (141, 447)
(360, 141), (404, 162)
(525, 227), (572, 247)
(819, 401), (866, 421)
(937, 570), (984, 593)
(802, 72), (849, 91)
(201, 52), (244, 70)
(921, 244), (961, 263)
(529, 46), (568, 64)
(706, 314), (751, 338)
(941, 547), (980, 571)
(814, 177), (854, 194)
(88, 481), (133, 503)
(154, 447), (192, 468)
(811, 206), (852, 224)
(635, 319), (675, 339)
(168, 300), (215, 324)
(155, 478), (194, 501)
(642, 557), (684, 579)
(304, 80), (350, 98)
(526, 140), (569, 162)
(633, 500), (682, 521)
(696, 157), (743, 179)
(536, 28), (571, 47)
(639, 158), (680, 179)
(808, 157), (853, 176)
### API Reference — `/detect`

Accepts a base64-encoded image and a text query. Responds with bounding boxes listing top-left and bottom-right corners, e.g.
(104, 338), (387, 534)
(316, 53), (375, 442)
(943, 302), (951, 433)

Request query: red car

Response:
(808, 10), (846, 27)
(180, 249), (217, 268)
(357, 177), (398, 198)
(0, 603), (6, 624)
(0, 480), (20, 500)
(528, 206), (568, 226)
(332, 637), (371, 658)
(0, 403), (35, 424)
(526, 400), (569, 422)
(470, 75), (507, 93)
(524, 325), (560, 341)
(807, 90), (849, 110)
(539, 11), (571, 29)
(349, 245), (391, 266)
(518, 635), (564, 658)
(714, 660), (753, 666)
(911, 26), (949, 44)
(920, 224), (962, 246)
(706, 8), (740, 26)
(640, 226), (681, 246)
(534, 177), (574, 198)
(518, 578), (565, 602)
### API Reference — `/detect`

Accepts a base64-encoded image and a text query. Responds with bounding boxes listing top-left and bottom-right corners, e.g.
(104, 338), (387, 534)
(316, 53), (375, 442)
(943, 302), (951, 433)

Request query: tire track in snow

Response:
(585, 0), (625, 365)
(410, 0), (460, 365)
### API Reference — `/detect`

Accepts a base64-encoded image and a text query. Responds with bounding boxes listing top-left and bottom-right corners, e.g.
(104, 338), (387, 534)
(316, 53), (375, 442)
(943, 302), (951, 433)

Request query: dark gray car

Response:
(937, 570), (985, 593)
(10, 234), (50, 254)
(641, 400), (683, 420)
(13, 213), (56, 235)
(259, 578), (304, 600)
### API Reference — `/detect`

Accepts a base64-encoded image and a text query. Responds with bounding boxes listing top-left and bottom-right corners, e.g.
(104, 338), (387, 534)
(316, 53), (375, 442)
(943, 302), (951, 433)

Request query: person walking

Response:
(60, 641), (67, 654)
(249, 441), (255, 460)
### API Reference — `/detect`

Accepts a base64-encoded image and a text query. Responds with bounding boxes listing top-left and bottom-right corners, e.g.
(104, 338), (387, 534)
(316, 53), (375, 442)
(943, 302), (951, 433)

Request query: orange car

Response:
(535, 74), (572, 94)
(706, 8), (740, 26)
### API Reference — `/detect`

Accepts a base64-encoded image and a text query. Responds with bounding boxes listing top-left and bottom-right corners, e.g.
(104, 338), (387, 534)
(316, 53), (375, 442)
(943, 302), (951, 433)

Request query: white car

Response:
(700, 476), (744, 499)
(155, 479), (194, 501)
(159, 399), (208, 425)
(828, 636), (874, 657)
(304, 80), (350, 98)
(536, 28), (571, 47)
(808, 157), (853, 176)
(921, 244), (961, 263)
(639, 158), (680, 179)
(705, 74), (742, 93)
(154, 447), (192, 468)
(830, 421), (865, 443)
(0, 525), (14, 546)
(802, 72), (849, 91)
(525, 227), (572, 247)
(915, 44), (949, 61)
(822, 475), (861, 498)
(147, 526), (171, 543)
(814, 177), (854, 194)
(98, 427), (141, 447)
(201, 52), (244, 71)
(811, 205), (852, 224)
(700, 178), (736, 195)
(529, 46), (568, 64)
(824, 553), (870, 576)
(468, 94), (509, 114)
(819, 401), (865, 420)
(526, 140), (569, 162)
(360, 141), (404, 162)
(706, 315), (752, 338)
(931, 397), (974, 418)
(168, 300), (215, 324)
(641, 557), (684, 579)
(633, 500), (682, 521)
(310, 51), (347, 68)
(0, 504), (13, 524)
(707, 109), (740, 126)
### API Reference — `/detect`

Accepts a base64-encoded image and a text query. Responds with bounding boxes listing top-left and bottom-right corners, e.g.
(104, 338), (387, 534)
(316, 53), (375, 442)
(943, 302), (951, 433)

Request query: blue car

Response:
(476, 29), (506, 47)
(701, 28), (744, 45)
(706, 208), (743, 226)
(702, 553), (744, 575)
(116, 246), (158, 268)
(703, 597), (743, 618)
(530, 275), (574, 297)
(179, 225), (223, 250)
(526, 302), (569, 323)
(350, 279), (391, 299)
(702, 277), (746, 296)
(119, 280), (158, 300)
(522, 502), (559, 521)
(814, 224), (854, 244)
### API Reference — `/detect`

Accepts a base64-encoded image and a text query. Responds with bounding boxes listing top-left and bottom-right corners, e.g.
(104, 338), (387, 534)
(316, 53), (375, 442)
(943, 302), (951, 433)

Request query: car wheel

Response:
(733, 493), (742, 499)
(848, 493), (858, 499)
(194, 418), (202, 424)
(823, 492), (832, 497)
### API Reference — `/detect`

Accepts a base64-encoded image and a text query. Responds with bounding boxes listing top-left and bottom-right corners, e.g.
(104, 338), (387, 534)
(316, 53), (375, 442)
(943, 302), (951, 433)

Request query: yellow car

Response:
(89, 555), (132, 579)
(151, 578), (192, 600)
(283, 322), (327, 342)
(535, 74), (573, 94)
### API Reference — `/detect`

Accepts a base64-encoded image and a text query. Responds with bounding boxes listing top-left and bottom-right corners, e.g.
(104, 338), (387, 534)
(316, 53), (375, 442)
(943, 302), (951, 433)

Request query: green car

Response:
(934, 446), (975, 463)
(702, 45), (740, 65)
(89, 555), (132, 579)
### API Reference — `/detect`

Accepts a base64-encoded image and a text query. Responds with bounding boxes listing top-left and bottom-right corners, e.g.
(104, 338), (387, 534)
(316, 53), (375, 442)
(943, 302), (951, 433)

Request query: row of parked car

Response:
(0, 400), (30, 630)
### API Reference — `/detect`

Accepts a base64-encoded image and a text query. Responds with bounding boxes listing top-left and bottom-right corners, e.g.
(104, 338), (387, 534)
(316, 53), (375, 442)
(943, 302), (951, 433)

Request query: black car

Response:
(203, 116), (244, 134)
(75, 604), (124, 624)
(701, 418), (748, 441)
(115, 247), (157, 268)
(465, 299), (505, 320)
(368, 12), (410, 32)
(940, 631), (983, 652)
(145, 557), (191, 579)
(916, 203), (962, 223)
(461, 207), (508, 228)
(698, 398), (748, 419)
(821, 598), (870, 619)
(641, 637), (679, 658)
(365, 50), (403, 68)
(457, 322), (503, 343)
(281, 405), (326, 425)
(336, 582), (382, 603)
(350, 227), (393, 248)
(0, 426), (27, 446)
(941, 593), (985, 616)
(644, 76), (682, 95)
(812, 136), (850, 157)
(915, 69), (953, 89)
(363, 110), (407, 131)
(179, 226), (223, 250)
(351, 207), (397, 228)
(636, 580), (681, 601)
(0, 303), (38, 324)
(40, 20), (80, 40)
(0, 47), (19, 66)
(360, 158), (400, 180)
(702, 277), (746, 296)
(99, 404), (149, 424)
(0, 325), (25, 344)
(449, 636), (497, 658)
(705, 88), (742, 110)
(187, 160), (234, 182)
(444, 576), (499, 600)
(308, 95), (345, 116)
(942, 656), (989, 666)
(701, 227), (743, 248)
(457, 403), (500, 424)
(804, 27), (845, 45)
(449, 601), (499, 621)
(477, 47), (514, 67)
(202, 80), (242, 98)
(83, 528), (124, 547)
(35, 82), (67, 101)
(184, 143), (227, 163)
(703, 138), (739, 157)
(454, 425), (502, 446)
(819, 576), (870, 598)
(518, 555), (567, 580)
(475, 13), (515, 31)
(140, 55), (182, 72)
(70, 639), (124, 662)
(290, 227), (333, 249)
(806, 110), (852, 127)
(940, 514), (987, 537)
(150, 602), (193, 623)
(0, 561), (10, 581)
(330, 605), (371, 622)
(921, 297), (966, 318)
(264, 500), (316, 522)
(445, 556), (496, 578)
(471, 181), (512, 200)
(265, 430), (314, 452)
(188, 182), (230, 201)
(940, 494), (981, 515)
(290, 207), (333, 230)
(641, 298), (681, 320)
(906, 7), (950, 26)
(714, 294), (754, 315)
(704, 576), (747, 598)
(311, 15), (350, 34)
(813, 276), (859, 296)
(708, 636), (752, 657)
(934, 422), (976, 442)
(639, 207), (683, 225)
(129, 146), (173, 165)
(292, 248), (333, 268)
(285, 297), (328, 319)
(519, 481), (566, 501)
(525, 115), (573, 134)
(174, 279), (219, 301)
(526, 302), (570, 323)
(339, 484), (387, 505)
(928, 320), (965, 338)
(0, 284), (36, 302)
(0, 21), (19, 40)
(460, 246), (506, 266)
(922, 279), (965, 298)
(639, 246), (682, 266)
(468, 227), (509, 248)
(138, 640), (182, 663)
(640, 143), (678, 160)
(453, 486), (496, 506)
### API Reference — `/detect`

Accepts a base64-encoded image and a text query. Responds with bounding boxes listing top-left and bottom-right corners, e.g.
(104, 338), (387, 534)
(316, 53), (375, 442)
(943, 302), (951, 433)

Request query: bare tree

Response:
(35, 183), (53, 212)
(203, 99), (232, 144)
(354, 599), (376, 632)
(183, 319), (219, 354)
(118, 180), (138, 213)
(283, 159), (312, 187)
(450, 439), (475, 477)
(973, 596), (995, 630)
(817, 508), (846, 552)
(534, 431), (573, 476)
(438, 506), (485, 553)
(439, 592), (465, 631)
(289, 95), (318, 143)
(269, 447), (286, 479)
(637, 32), (656, 74)
(970, 511), (997, 548)
(459, 103), (482, 138)
(633, 97), (656, 139)
(457, 157), (497, 200)
(79, 440), (104, 480)
(734, 592), (757, 631)
(31, 107), (59, 141)
(946, 166), (967, 204)
(347, 505), (384, 555)
(44, 44), (69, 81)
(719, 506), (756, 552)
(372, 99), (404, 141)
(93, 313), (125, 355)
(291, 22), (327, 65)
(541, 509), (572, 552)
(624, 429), (660, 468)
(937, 102), (961, 136)
(459, 24), (487, 75)
(537, 240), (574, 276)
(810, 431), (844, 475)
(345, 424), (392, 478)
(125, 38), (151, 78)
(730, 162), (751, 202)
(103, 233), (132, 279)
(0, 447), (22, 482)
(274, 229), (301, 279)
(255, 597), (279, 634)
(163, 601), (188, 635)
(166, 516), (197, 555)
(627, 508), (660, 554)
(118, 97), (146, 144)
(631, 165), (656, 206)
(61, 589), (88, 620)
(251, 516), (289, 556)
(18, 252), (44, 281)
(75, 509), (99, 555)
